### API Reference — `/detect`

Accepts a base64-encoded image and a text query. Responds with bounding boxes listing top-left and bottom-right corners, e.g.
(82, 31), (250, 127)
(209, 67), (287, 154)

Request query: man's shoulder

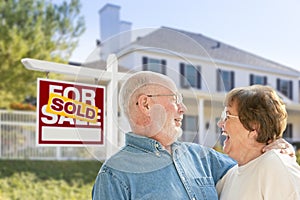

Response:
(180, 142), (222, 155)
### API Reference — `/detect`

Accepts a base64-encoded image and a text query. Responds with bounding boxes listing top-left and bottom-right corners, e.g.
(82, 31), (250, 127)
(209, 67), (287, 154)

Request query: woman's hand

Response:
(262, 138), (295, 158)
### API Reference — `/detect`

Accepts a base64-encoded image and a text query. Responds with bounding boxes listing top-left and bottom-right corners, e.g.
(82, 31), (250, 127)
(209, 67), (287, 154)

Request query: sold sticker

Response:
(46, 93), (99, 123)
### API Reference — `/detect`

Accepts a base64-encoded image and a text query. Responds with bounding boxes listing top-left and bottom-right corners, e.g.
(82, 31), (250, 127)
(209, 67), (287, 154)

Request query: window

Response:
(250, 74), (267, 85)
(142, 57), (166, 74)
(181, 115), (198, 142)
(277, 78), (293, 100)
(283, 123), (293, 139)
(217, 69), (234, 92)
(180, 63), (201, 89)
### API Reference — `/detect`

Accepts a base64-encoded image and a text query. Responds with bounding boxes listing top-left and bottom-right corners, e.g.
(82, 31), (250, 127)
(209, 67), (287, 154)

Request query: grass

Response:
(0, 160), (102, 200)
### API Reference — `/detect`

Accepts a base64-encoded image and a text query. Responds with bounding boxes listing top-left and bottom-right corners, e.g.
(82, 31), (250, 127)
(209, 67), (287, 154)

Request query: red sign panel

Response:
(37, 79), (105, 146)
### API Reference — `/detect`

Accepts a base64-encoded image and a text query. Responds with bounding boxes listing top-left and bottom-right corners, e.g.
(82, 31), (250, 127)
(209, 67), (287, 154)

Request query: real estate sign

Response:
(37, 79), (105, 146)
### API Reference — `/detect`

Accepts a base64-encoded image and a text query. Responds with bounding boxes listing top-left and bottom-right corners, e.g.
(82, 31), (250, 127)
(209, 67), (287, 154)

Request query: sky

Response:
(67, 0), (300, 71)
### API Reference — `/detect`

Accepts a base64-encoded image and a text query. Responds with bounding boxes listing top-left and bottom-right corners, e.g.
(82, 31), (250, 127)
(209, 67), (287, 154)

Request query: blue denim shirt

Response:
(92, 132), (235, 200)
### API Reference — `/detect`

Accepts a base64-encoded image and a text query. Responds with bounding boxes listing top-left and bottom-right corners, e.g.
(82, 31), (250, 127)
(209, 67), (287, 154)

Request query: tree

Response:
(0, 0), (85, 109)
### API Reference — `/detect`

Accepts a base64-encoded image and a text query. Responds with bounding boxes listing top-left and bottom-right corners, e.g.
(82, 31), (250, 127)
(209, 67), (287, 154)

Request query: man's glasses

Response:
(136, 93), (183, 105)
(220, 109), (239, 122)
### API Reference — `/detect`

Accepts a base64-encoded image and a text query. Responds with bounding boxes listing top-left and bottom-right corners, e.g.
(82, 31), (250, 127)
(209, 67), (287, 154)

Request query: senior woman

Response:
(216, 85), (300, 200)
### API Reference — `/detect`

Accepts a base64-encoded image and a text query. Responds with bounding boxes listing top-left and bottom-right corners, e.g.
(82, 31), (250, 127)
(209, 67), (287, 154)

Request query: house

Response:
(79, 4), (300, 150)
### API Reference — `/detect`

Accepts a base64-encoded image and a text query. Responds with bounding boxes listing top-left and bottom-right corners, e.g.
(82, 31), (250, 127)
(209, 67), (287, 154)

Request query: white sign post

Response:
(106, 54), (119, 156)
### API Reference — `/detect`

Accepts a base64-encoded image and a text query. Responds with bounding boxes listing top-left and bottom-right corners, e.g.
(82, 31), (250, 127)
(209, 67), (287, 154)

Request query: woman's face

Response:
(217, 102), (252, 162)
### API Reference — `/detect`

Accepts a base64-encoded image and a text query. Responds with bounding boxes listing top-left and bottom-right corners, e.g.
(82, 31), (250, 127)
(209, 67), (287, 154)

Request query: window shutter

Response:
(250, 74), (254, 85)
(161, 59), (166, 75)
(289, 81), (293, 100)
(289, 124), (293, 138)
(276, 78), (280, 91)
(263, 76), (267, 85)
(142, 57), (148, 71)
(197, 66), (201, 89)
(180, 63), (185, 87)
(230, 71), (235, 89)
(217, 69), (221, 91)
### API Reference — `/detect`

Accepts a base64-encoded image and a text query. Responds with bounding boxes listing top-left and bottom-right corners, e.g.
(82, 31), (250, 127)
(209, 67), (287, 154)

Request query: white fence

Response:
(0, 110), (99, 160)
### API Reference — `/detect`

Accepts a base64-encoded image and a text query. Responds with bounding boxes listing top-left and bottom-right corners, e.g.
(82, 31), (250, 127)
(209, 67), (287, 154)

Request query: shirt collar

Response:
(125, 132), (181, 153)
(125, 132), (161, 153)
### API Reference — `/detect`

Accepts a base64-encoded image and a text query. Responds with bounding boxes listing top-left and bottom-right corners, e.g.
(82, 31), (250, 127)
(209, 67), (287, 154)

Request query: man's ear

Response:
(136, 95), (151, 115)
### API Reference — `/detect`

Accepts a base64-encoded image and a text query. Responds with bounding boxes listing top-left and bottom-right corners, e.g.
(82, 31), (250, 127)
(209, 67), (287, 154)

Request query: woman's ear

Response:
(248, 129), (258, 139)
(247, 123), (259, 139)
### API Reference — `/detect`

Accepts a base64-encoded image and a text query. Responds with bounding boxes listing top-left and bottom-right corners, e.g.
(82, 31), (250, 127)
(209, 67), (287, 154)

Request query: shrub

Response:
(296, 150), (300, 165)
(10, 102), (36, 111)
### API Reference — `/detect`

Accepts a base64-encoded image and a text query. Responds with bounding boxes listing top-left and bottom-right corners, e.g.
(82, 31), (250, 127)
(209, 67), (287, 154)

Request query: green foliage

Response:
(0, 0), (85, 108)
(0, 160), (102, 200)
(297, 150), (300, 165)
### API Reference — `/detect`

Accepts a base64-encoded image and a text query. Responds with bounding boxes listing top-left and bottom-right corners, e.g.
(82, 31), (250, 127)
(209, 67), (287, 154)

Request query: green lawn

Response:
(0, 160), (102, 200)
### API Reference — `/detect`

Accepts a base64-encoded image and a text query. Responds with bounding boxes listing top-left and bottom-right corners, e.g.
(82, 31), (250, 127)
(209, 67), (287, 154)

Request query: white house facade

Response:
(80, 4), (300, 151)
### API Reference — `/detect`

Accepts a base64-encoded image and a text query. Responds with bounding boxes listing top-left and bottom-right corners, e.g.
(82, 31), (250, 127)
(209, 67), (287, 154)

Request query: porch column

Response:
(197, 98), (205, 145)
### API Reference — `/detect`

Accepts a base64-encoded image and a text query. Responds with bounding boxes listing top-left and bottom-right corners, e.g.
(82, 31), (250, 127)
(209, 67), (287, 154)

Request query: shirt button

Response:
(181, 176), (186, 181)
(155, 152), (160, 156)
(192, 198), (196, 200)
(155, 143), (159, 148)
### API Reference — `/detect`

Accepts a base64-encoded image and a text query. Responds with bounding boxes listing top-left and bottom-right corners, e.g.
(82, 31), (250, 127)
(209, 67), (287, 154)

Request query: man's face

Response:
(148, 86), (187, 146)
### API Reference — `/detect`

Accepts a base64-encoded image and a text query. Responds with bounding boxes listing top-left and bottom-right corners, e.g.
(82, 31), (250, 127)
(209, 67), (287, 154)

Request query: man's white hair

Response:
(119, 71), (176, 117)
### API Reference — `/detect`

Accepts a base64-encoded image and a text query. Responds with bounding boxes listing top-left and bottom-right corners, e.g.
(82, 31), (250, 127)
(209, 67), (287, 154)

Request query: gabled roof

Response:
(131, 27), (300, 76)
(82, 59), (132, 73)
